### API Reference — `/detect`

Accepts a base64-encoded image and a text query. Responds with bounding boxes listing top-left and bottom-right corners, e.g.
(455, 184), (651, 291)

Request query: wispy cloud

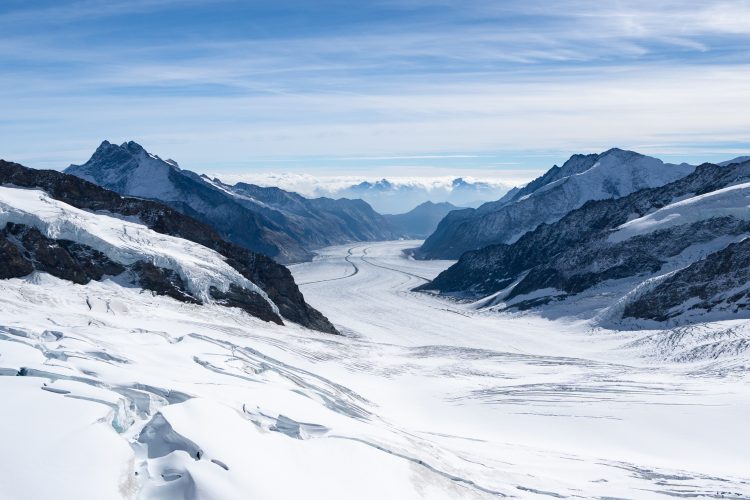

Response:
(0, 0), (219, 25)
(1, 0), (749, 173)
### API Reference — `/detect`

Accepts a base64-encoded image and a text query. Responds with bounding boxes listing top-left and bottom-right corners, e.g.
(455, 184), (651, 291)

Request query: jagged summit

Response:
(68, 140), (180, 201)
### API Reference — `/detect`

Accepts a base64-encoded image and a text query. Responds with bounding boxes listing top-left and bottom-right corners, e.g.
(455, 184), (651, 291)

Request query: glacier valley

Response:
(1, 240), (748, 499)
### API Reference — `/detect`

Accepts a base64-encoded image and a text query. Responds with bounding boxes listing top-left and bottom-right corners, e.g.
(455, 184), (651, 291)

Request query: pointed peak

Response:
(94, 140), (117, 152)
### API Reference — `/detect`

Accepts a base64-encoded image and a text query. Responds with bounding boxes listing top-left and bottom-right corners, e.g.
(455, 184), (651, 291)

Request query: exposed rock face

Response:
(221, 250), (335, 333)
(384, 201), (460, 238)
(0, 231), (33, 279)
(1, 222), (125, 284)
(508, 217), (750, 300)
(415, 149), (695, 259)
(130, 261), (201, 305)
(65, 141), (396, 263)
(0, 221), (282, 322)
(623, 238), (750, 321)
(420, 159), (750, 324)
(0, 159), (337, 334)
(209, 284), (283, 325)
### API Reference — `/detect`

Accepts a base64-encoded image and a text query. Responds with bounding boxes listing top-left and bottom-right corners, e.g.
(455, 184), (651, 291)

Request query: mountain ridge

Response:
(419, 159), (750, 326)
(383, 201), (460, 238)
(415, 148), (695, 259)
(65, 141), (397, 263)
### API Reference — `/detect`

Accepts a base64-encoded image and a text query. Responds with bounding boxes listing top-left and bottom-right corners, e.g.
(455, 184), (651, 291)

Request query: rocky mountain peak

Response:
(121, 140), (146, 154)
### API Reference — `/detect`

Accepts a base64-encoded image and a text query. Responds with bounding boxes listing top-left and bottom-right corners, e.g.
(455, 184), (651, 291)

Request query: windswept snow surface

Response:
(1, 241), (749, 498)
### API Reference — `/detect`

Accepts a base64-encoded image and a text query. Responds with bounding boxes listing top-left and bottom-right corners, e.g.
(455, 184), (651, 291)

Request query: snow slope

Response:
(610, 181), (750, 243)
(1, 241), (749, 498)
(0, 186), (273, 308)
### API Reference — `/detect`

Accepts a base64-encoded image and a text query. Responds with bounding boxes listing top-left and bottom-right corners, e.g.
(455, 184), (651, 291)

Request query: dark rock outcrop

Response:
(506, 217), (750, 303)
(129, 261), (201, 305)
(0, 222), (282, 322)
(0, 233), (34, 279)
(1, 222), (125, 284)
(0, 159), (337, 333)
(623, 238), (750, 321)
(209, 284), (283, 325)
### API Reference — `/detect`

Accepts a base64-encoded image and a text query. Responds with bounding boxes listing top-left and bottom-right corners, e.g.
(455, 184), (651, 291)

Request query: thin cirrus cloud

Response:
(0, 0), (749, 181)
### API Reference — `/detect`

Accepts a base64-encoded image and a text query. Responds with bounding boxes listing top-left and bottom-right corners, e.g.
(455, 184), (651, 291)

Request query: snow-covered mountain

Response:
(332, 177), (509, 213)
(415, 148), (695, 259)
(65, 141), (397, 263)
(0, 159), (336, 333)
(383, 201), (459, 238)
(420, 158), (750, 326)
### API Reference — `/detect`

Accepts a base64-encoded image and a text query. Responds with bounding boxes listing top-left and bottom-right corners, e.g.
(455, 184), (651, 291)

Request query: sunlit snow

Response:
(1, 238), (748, 498)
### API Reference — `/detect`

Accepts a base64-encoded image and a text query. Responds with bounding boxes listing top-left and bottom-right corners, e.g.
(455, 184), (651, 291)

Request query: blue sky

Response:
(2, 0), (750, 185)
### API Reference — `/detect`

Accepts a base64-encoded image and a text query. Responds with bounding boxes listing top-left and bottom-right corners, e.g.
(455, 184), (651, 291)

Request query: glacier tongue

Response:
(0, 186), (276, 311)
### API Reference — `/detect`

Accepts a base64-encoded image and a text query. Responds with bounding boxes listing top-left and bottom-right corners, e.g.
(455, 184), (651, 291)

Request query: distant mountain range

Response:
(384, 201), (459, 239)
(65, 141), (397, 263)
(415, 148), (695, 259)
(419, 157), (750, 326)
(324, 177), (509, 214)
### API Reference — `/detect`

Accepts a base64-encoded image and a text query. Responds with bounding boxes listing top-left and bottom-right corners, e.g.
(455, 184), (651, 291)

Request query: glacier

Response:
(1, 240), (749, 499)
